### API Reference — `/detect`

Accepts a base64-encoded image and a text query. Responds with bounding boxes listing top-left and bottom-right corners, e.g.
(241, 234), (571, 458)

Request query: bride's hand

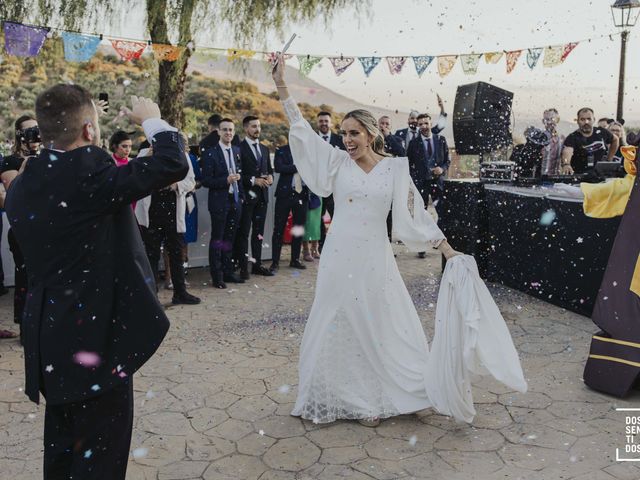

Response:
(438, 240), (462, 260)
(272, 52), (286, 87)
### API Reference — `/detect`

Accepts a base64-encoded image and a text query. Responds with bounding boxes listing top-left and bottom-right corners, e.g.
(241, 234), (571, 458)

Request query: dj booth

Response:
(440, 180), (621, 316)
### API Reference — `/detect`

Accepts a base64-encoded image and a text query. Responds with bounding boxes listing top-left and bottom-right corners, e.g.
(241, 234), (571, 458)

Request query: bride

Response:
(272, 54), (526, 427)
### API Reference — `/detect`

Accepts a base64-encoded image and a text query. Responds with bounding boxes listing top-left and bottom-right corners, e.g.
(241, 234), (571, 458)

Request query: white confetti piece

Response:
(132, 447), (148, 459)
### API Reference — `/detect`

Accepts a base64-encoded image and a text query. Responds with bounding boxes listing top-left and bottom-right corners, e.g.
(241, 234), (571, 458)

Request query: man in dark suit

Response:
(3, 85), (188, 479)
(317, 111), (345, 252)
(200, 118), (245, 288)
(396, 95), (448, 149)
(270, 144), (309, 273)
(234, 116), (274, 279)
(407, 112), (451, 258)
(200, 113), (241, 152)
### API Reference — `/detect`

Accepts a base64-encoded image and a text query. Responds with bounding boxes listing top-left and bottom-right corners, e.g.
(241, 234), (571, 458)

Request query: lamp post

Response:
(611, 0), (640, 121)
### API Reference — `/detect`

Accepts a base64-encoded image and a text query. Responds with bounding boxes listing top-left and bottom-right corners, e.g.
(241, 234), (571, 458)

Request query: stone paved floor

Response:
(1, 244), (640, 479)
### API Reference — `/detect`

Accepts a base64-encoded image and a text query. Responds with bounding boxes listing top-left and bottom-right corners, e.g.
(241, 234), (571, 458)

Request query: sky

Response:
(107, 0), (640, 124)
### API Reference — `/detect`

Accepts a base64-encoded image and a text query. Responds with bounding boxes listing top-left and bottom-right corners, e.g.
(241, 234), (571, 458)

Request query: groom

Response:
(4, 85), (188, 479)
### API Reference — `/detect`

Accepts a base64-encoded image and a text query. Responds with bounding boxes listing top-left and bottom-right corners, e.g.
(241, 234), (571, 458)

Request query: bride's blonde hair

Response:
(342, 109), (390, 157)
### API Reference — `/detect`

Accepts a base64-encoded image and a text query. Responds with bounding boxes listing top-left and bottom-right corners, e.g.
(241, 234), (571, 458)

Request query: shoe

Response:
(312, 251), (321, 259)
(0, 286), (8, 296)
(172, 292), (201, 305)
(303, 253), (314, 262)
(289, 259), (307, 269)
(224, 273), (245, 284)
(0, 329), (17, 339)
(240, 270), (250, 280)
(357, 417), (380, 427)
(164, 281), (173, 290)
(252, 264), (274, 276)
(269, 262), (279, 274)
(418, 252), (426, 259)
(213, 280), (227, 289)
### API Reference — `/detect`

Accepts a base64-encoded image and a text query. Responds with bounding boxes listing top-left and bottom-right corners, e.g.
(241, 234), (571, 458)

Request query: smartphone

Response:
(98, 92), (109, 112)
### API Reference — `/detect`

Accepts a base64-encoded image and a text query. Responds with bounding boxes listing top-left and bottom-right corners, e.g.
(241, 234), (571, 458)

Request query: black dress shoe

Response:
(213, 280), (227, 289)
(224, 273), (245, 284)
(240, 270), (250, 280)
(418, 252), (426, 259)
(0, 286), (8, 296)
(172, 291), (202, 305)
(252, 264), (274, 276)
(269, 262), (279, 274)
(289, 259), (307, 269)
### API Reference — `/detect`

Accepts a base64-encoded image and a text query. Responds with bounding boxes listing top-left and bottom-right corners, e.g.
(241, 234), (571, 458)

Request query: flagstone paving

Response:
(1, 244), (639, 479)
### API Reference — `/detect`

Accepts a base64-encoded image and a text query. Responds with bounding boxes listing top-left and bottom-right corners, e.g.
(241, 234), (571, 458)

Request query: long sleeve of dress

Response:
(282, 97), (346, 197)
(392, 157), (446, 251)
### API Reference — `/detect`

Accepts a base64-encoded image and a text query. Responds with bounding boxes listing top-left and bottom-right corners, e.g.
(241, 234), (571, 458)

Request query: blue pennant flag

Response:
(358, 57), (381, 77)
(526, 48), (543, 70)
(61, 32), (101, 62)
(412, 56), (434, 77)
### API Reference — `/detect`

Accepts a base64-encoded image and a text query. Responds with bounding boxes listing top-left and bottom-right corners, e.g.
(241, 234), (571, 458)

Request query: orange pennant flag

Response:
(152, 44), (185, 62)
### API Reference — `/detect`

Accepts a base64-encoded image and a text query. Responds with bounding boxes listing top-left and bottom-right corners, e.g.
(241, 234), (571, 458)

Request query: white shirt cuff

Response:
(142, 118), (178, 141)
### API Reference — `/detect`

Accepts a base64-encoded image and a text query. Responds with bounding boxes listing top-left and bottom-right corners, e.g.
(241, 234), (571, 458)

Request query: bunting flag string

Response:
(526, 48), (543, 69)
(110, 39), (147, 61)
(412, 55), (434, 77)
(386, 56), (407, 75)
(505, 50), (522, 74)
(61, 32), (101, 62)
(297, 55), (323, 76)
(4, 21), (49, 57)
(460, 54), (481, 75)
(0, 20), (619, 77)
(437, 55), (457, 77)
(358, 56), (381, 77)
(329, 56), (355, 76)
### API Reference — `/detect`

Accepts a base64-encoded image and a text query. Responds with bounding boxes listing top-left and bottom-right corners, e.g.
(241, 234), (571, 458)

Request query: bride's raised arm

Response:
(272, 53), (347, 197)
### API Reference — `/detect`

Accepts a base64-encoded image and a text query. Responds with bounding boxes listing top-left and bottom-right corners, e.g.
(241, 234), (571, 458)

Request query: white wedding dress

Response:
(282, 98), (526, 424)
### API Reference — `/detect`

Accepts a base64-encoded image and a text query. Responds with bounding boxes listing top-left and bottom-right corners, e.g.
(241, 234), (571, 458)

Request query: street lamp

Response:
(611, 0), (640, 121)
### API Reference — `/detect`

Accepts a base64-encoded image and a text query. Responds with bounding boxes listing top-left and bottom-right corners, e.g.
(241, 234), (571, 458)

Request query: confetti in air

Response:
(539, 209), (556, 226)
(73, 351), (102, 367)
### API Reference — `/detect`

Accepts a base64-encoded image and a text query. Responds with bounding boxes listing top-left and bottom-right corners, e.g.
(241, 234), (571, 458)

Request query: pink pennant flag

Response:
(110, 39), (147, 61)
(329, 57), (355, 76)
(505, 50), (522, 74)
(561, 42), (578, 62)
(386, 57), (407, 75)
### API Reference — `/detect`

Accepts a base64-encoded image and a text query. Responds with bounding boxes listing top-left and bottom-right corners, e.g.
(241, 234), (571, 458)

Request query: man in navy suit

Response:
(200, 118), (245, 288)
(407, 112), (451, 258)
(317, 111), (345, 252)
(234, 115), (274, 279)
(395, 95), (448, 149)
(270, 144), (309, 273)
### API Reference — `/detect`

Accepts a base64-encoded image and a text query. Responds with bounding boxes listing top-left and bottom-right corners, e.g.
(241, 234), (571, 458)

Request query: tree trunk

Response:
(157, 49), (191, 128)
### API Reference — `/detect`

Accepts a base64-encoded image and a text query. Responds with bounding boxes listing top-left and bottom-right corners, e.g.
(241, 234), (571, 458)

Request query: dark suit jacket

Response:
(200, 143), (244, 212)
(200, 131), (240, 151)
(274, 145), (309, 200)
(239, 139), (273, 204)
(384, 134), (406, 157)
(396, 123), (444, 147)
(5, 132), (188, 405)
(326, 132), (345, 150)
(407, 133), (451, 192)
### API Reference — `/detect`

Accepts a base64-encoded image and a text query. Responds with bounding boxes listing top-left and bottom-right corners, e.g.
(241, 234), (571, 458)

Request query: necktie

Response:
(426, 138), (433, 158)
(293, 173), (303, 194)
(410, 130), (416, 141)
(323, 135), (329, 142)
(226, 148), (239, 203)
(253, 142), (266, 174)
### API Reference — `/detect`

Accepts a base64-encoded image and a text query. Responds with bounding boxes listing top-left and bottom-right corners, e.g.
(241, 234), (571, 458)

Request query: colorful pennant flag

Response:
(386, 56), (407, 75)
(484, 52), (503, 64)
(152, 44), (185, 62)
(460, 54), (482, 75)
(297, 55), (323, 76)
(437, 55), (457, 77)
(358, 57), (381, 77)
(226, 48), (256, 62)
(561, 42), (578, 62)
(412, 56), (434, 77)
(110, 40), (147, 61)
(526, 48), (543, 69)
(505, 50), (522, 74)
(329, 57), (355, 76)
(60, 32), (101, 62)
(4, 22), (49, 58)
(543, 45), (563, 68)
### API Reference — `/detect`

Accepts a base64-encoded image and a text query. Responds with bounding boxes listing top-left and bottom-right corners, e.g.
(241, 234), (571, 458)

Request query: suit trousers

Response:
(420, 180), (445, 220)
(319, 194), (334, 252)
(271, 191), (308, 265)
(8, 228), (26, 325)
(209, 196), (241, 281)
(234, 197), (268, 272)
(140, 190), (187, 295)
(43, 380), (134, 480)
